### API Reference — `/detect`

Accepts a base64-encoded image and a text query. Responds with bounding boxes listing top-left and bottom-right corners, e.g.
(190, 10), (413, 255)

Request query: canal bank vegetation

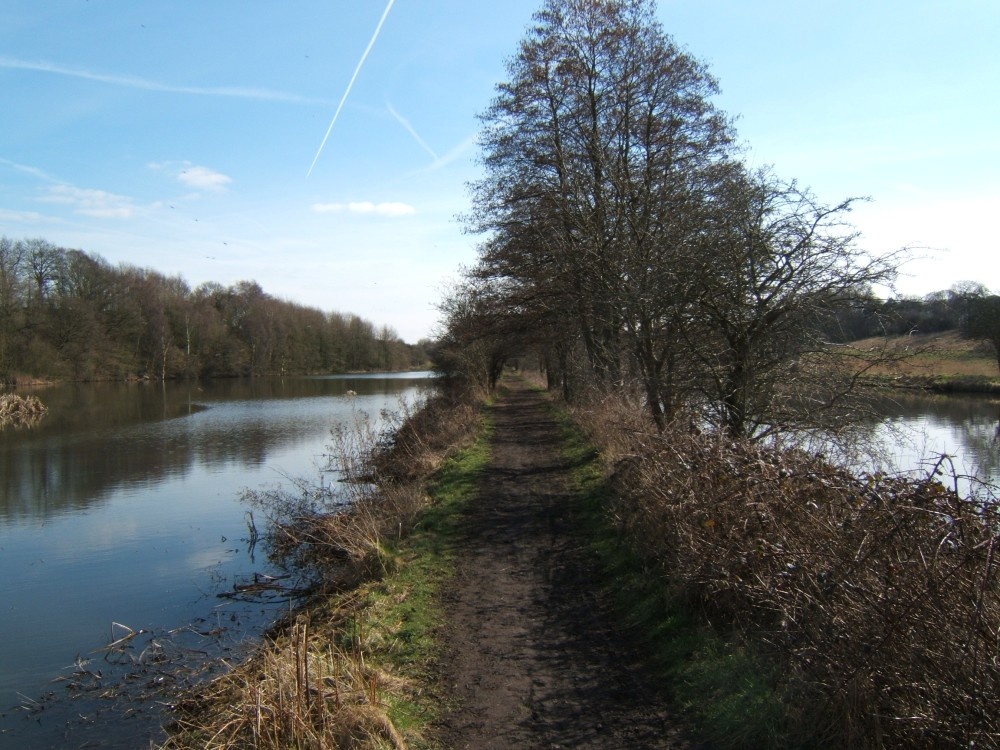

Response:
(564, 392), (1000, 748)
(161, 385), (487, 749)
(0, 237), (429, 385)
(161, 365), (999, 749)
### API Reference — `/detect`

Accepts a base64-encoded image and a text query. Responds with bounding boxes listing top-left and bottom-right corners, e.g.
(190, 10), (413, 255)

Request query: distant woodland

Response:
(0, 237), (429, 383)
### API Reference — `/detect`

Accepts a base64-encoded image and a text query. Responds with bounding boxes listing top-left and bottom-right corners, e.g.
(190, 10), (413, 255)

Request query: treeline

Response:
(831, 282), (991, 341)
(0, 237), (428, 383)
(434, 0), (994, 438)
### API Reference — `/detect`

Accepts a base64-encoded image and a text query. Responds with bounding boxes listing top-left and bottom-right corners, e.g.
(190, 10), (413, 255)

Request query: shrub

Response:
(576, 399), (999, 748)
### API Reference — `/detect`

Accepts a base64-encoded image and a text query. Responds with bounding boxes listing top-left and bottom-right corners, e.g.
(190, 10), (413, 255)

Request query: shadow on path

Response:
(436, 379), (700, 749)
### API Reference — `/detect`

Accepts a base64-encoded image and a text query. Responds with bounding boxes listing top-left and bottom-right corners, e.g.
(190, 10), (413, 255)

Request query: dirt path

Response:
(435, 379), (700, 749)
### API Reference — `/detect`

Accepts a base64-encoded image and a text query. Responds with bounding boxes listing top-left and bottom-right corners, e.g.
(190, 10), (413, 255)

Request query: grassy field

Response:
(846, 331), (1000, 391)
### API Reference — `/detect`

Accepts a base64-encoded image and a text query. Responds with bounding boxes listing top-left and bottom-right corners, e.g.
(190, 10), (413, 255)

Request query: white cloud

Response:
(149, 161), (232, 193)
(39, 184), (135, 218)
(311, 201), (417, 217)
(178, 165), (232, 192)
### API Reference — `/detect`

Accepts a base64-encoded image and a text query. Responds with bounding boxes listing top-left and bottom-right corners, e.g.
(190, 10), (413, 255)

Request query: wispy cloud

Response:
(307, 0), (396, 177)
(386, 101), (439, 161)
(311, 201), (416, 217)
(0, 157), (60, 183)
(39, 184), (135, 218)
(0, 55), (326, 105)
(0, 208), (49, 224)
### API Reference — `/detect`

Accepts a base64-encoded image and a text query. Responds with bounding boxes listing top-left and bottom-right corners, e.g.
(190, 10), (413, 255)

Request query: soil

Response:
(435, 379), (703, 749)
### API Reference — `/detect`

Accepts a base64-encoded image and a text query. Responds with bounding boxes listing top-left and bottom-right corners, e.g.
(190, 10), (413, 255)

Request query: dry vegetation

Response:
(161, 389), (483, 749)
(572, 393), (1000, 749)
(158, 369), (1000, 748)
(0, 392), (47, 427)
(848, 331), (1000, 381)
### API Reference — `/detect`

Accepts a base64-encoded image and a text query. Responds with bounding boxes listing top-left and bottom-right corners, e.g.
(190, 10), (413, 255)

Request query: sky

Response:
(2, 1), (998, 343)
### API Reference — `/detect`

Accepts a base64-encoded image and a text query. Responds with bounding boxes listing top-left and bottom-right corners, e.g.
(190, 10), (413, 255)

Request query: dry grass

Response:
(847, 331), (999, 379)
(0, 392), (47, 427)
(572, 395), (1000, 749)
(164, 607), (409, 750)
(160, 388), (484, 750)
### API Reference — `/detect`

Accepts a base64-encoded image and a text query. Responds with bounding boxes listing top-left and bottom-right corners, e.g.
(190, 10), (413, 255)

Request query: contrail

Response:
(307, 0), (396, 178)
(387, 101), (439, 161)
(0, 55), (325, 104)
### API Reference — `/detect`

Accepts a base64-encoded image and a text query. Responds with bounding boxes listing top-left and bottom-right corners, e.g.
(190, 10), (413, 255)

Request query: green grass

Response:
(357, 385), (798, 748)
(348, 412), (494, 747)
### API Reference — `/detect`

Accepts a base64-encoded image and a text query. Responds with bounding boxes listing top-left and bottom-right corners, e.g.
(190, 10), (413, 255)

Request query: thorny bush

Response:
(574, 396), (1000, 749)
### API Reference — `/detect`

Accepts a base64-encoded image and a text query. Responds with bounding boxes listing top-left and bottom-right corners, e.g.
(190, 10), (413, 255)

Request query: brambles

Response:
(573, 396), (1000, 748)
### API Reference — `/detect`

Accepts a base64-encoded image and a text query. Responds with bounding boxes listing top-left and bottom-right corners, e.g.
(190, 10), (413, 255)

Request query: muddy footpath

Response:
(434, 380), (703, 749)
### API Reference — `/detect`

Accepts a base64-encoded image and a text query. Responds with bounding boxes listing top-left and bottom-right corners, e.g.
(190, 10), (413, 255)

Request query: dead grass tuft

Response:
(163, 610), (409, 750)
(0, 392), (47, 427)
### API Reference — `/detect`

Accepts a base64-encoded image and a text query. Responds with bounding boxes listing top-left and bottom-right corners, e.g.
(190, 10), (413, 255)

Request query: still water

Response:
(0, 373), (434, 748)
(1, 380), (997, 747)
(856, 391), (1000, 495)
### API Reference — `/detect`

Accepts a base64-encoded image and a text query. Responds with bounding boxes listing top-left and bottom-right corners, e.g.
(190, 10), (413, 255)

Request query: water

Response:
(1, 379), (995, 747)
(831, 391), (1000, 498)
(0, 373), (434, 748)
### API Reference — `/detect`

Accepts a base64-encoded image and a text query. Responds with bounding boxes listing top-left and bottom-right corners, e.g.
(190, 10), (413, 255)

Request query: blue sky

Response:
(2, 1), (997, 342)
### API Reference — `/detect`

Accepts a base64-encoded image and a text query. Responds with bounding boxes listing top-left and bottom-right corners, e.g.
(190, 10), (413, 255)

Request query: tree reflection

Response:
(0, 375), (433, 522)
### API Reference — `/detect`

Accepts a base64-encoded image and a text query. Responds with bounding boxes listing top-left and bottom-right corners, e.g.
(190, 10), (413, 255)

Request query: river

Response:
(0, 373), (434, 749)
(845, 390), (1000, 497)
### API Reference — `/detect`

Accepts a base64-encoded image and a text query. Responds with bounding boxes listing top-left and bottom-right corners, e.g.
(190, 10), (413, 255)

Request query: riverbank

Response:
(158, 374), (999, 749)
(159, 387), (486, 748)
(159, 379), (705, 748)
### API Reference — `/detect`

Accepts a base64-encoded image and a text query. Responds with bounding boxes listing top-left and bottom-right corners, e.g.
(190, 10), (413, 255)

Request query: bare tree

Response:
(688, 167), (904, 439)
(467, 0), (733, 421)
(433, 278), (519, 392)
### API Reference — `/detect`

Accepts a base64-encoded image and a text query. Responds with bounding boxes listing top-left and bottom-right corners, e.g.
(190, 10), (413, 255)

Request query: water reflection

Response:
(851, 391), (1000, 495)
(0, 374), (433, 523)
(0, 373), (433, 749)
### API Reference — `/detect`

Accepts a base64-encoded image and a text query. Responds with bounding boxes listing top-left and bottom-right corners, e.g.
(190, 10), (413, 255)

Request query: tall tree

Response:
(468, 0), (733, 422)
